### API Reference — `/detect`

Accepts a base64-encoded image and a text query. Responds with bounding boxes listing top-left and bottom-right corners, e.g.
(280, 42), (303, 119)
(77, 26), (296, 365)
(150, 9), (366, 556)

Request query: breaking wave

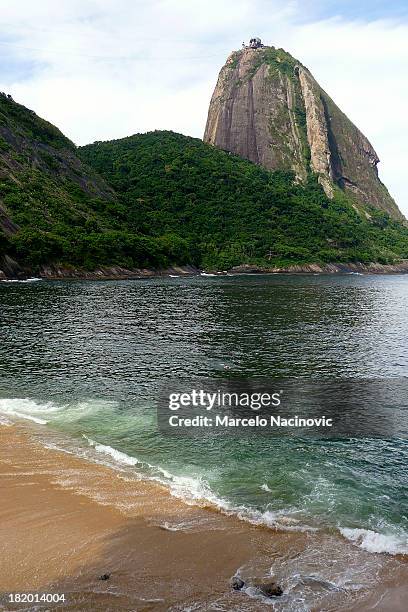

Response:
(84, 436), (141, 466)
(2, 397), (407, 556)
(82, 436), (319, 534)
(340, 527), (408, 555)
(0, 398), (54, 424)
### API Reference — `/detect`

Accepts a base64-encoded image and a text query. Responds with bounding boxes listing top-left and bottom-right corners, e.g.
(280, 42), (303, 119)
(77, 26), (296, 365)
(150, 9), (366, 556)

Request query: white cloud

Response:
(0, 1), (407, 213)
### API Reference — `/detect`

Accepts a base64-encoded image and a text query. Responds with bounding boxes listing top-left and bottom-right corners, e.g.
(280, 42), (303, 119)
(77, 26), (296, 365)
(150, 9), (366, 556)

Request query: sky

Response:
(0, 0), (407, 214)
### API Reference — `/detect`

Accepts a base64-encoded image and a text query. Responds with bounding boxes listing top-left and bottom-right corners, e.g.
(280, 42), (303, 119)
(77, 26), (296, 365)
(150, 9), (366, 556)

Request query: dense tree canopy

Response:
(78, 131), (408, 269)
(1, 111), (408, 271)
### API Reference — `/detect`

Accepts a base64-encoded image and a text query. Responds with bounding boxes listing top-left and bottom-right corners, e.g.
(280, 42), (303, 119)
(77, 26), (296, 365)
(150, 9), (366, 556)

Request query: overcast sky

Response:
(1, 1), (407, 214)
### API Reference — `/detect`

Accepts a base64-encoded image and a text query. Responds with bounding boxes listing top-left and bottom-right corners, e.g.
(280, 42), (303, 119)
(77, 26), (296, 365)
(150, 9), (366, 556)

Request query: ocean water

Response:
(0, 274), (407, 561)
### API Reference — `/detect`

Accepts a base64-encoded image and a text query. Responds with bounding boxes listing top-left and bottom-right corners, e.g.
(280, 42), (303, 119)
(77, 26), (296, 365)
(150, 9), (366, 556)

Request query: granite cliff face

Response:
(204, 46), (404, 221)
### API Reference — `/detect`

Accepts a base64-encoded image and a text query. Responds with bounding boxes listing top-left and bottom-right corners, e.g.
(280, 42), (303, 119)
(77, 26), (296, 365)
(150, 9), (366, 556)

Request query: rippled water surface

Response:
(0, 274), (407, 556)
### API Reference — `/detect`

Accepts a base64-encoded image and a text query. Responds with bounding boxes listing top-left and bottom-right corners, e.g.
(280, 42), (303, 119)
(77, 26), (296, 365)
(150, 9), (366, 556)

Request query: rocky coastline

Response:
(2, 258), (408, 281)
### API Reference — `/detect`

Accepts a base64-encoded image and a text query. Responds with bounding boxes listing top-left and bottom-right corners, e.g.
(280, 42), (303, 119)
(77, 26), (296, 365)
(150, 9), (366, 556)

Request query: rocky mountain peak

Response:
(204, 45), (404, 221)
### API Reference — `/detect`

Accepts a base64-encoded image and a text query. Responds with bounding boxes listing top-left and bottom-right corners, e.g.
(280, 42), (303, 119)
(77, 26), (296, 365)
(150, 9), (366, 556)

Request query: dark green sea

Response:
(0, 274), (407, 604)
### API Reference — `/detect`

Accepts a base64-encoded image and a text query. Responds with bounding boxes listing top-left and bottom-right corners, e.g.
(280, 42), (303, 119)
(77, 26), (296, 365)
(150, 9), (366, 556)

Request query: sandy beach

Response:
(0, 424), (407, 611)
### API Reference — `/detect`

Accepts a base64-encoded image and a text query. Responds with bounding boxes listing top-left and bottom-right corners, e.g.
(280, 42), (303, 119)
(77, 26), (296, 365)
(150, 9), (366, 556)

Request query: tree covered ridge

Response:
(0, 92), (74, 151)
(78, 130), (408, 269)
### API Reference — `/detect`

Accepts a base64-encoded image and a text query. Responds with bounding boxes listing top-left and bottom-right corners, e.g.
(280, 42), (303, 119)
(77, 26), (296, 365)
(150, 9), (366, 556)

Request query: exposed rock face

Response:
(297, 67), (333, 197)
(0, 203), (19, 235)
(204, 48), (308, 183)
(204, 46), (403, 221)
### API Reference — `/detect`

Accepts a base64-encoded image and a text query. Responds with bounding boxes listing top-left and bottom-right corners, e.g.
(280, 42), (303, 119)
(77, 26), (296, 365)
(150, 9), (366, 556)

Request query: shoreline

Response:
(1, 422), (408, 610)
(2, 260), (408, 281)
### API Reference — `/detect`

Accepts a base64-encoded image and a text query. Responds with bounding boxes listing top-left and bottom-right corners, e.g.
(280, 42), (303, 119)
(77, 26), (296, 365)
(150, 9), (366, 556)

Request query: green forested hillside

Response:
(79, 131), (408, 269)
(1, 90), (408, 274)
(0, 95), (189, 270)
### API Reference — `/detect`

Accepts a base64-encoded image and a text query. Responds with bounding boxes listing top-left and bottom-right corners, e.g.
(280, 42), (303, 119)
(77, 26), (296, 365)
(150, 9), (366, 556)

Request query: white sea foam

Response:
(0, 398), (119, 431)
(0, 398), (54, 424)
(81, 436), (318, 534)
(158, 521), (182, 531)
(0, 415), (12, 426)
(54, 400), (117, 423)
(157, 520), (198, 532)
(340, 527), (408, 555)
(0, 398), (59, 414)
(84, 436), (141, 466)
(261, 483), (272, 492)
(1, 277), (42, 283)
(143, 465), (315, 533)
(8, 411), (47, 425)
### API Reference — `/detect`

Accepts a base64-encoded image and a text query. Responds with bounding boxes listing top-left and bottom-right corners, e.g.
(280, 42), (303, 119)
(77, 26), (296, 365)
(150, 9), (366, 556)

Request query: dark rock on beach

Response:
(256, 580), (284, 597)
(231, 576), (245, 590)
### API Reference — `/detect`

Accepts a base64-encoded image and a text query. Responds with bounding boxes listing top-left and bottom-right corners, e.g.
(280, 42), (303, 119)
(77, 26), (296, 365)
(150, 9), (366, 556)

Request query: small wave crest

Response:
(0, 397), (119, 429)
(156, 520), (199, 532)
(0, 415), (13, 426)
(84, 436), (141, 466)
(0, 398), (55, 424)
(1, 277), (42, 283)
(340, 527), (408, 555)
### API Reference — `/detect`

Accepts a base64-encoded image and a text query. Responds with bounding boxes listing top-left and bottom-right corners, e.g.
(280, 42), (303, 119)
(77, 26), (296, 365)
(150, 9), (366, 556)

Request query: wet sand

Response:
(0, 424), (407, 611)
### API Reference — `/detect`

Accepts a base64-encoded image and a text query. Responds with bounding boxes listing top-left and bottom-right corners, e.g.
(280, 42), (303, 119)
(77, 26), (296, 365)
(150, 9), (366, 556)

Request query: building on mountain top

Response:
(249, 37), (263, 49)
